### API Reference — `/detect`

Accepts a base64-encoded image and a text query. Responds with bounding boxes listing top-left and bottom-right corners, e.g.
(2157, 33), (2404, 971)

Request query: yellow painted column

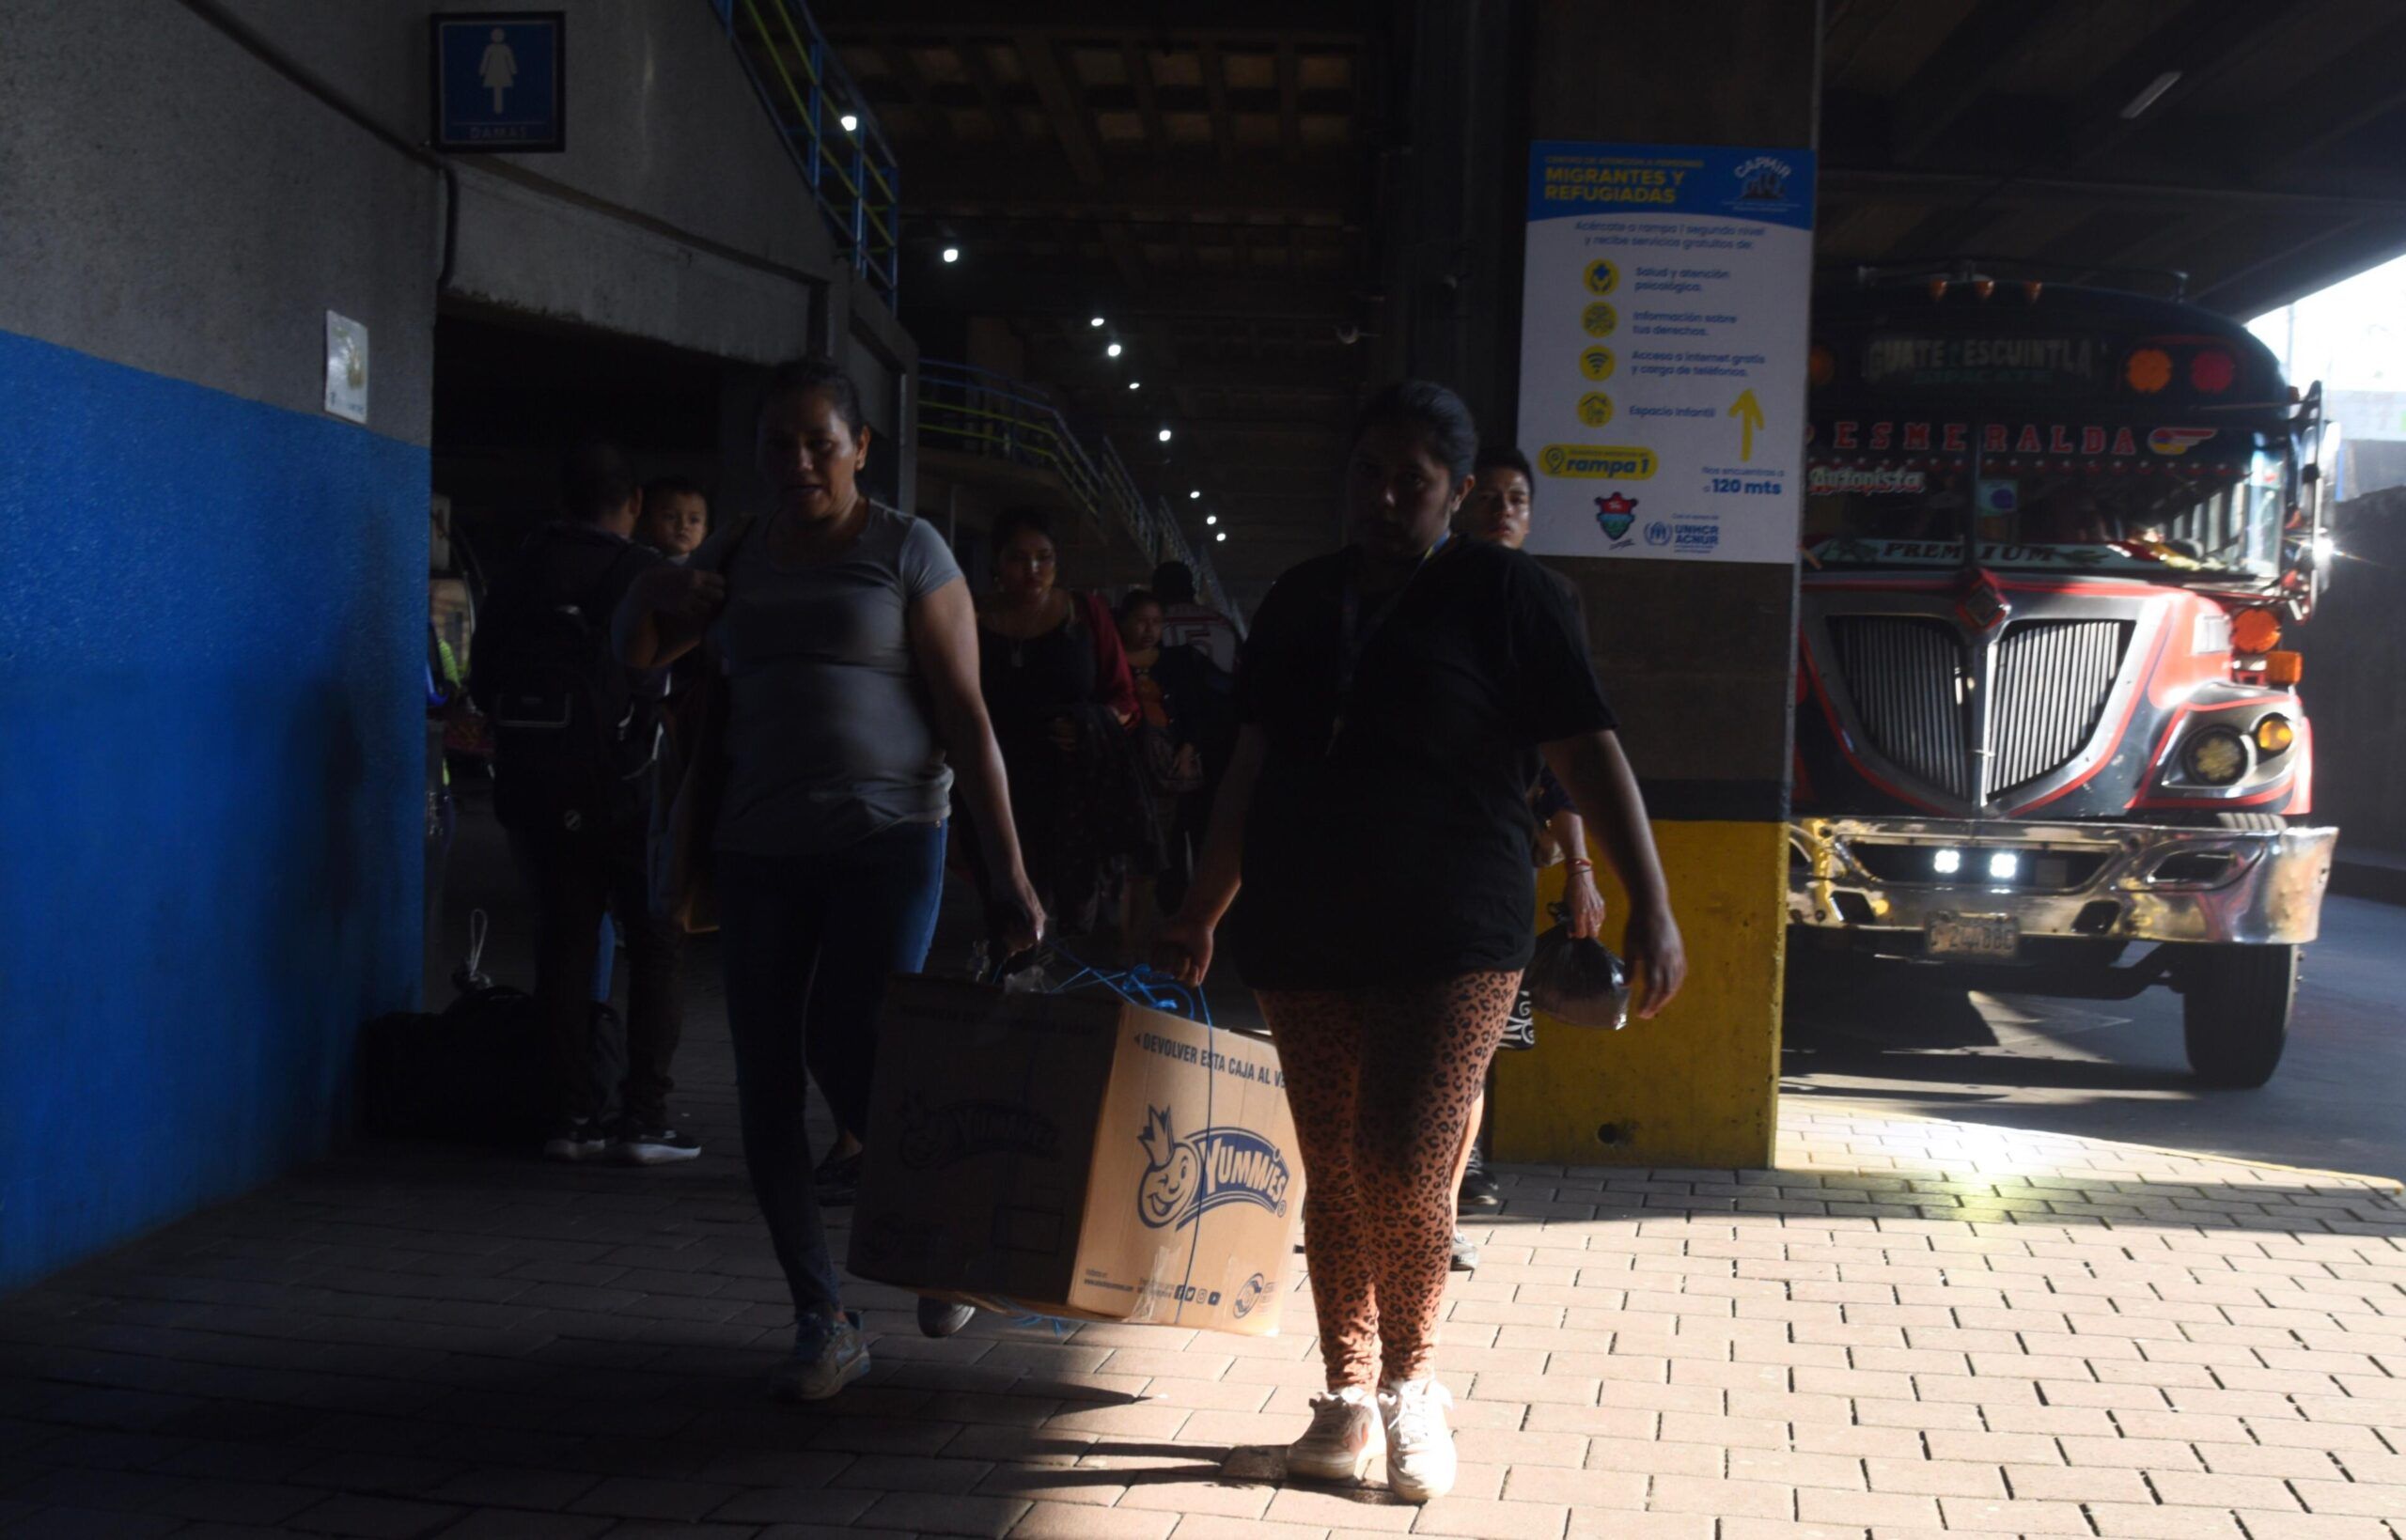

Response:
(1492, 822), (1789, 1169)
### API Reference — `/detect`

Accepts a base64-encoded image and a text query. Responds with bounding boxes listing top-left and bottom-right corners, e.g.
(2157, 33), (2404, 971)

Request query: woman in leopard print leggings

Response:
(1159, 381), (1685, 1503)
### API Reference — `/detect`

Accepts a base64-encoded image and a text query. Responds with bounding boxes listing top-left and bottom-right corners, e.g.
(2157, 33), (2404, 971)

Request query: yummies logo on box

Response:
(1135, 1107), (1293, 1232)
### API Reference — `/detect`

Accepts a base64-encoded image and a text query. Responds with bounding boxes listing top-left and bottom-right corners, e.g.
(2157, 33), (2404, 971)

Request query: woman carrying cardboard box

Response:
(1157, 381), (1686, 1502)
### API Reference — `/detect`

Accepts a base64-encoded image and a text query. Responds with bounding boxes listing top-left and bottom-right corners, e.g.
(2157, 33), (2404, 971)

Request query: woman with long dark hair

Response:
(616, 357), (1041, 1401)
(1159, 381), (1685, 1501)
(970, 506), (1148, 941)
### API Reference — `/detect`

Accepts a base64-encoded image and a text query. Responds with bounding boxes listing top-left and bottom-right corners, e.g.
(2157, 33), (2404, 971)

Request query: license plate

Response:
(1928, 913), (2019, 960)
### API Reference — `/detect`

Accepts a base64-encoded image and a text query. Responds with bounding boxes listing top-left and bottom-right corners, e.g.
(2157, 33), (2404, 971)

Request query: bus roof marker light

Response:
(2191, 350), (2236, 394)
(2125, 348), (2173, 394)
(2231, 608), (2282, 655)
(2119, 70), (2183, 120)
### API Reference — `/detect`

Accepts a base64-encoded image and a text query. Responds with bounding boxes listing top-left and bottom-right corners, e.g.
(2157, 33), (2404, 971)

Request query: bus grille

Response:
(1991, 620), (2130, 793)
(1827, 615), (2132, 804)
(1828, 617), (1974, 801)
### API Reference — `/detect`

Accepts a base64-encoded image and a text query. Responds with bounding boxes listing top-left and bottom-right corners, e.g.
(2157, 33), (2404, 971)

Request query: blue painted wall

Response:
(0, 329), (426, 1291)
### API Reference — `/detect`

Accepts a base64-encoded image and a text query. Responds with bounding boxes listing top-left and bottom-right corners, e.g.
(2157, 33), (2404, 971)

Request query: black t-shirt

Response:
(1226, 538), (1615, 990)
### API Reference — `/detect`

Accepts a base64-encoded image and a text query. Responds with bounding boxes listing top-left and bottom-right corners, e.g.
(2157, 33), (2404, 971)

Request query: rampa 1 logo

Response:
(1594, 492), (1638, 541)
(1136, 1107), (1293, 1231)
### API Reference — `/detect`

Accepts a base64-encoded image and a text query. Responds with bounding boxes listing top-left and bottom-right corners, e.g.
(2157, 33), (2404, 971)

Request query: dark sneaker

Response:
(1450, 1229), (1480, 1272)
(542, 1120), (606, 1163)
(1498, 986), (1539, 1051)
(771, 1310), (870, 1402)
(611, 1121), (701, 1165)
(1458, 1146), (1502, 1211)
(917, 1297), (976, 1339)
(813, 1148), (863, 1207)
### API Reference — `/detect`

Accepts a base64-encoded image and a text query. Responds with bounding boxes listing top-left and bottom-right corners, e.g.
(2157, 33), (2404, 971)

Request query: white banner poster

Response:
(1515, 141), (1817, 562)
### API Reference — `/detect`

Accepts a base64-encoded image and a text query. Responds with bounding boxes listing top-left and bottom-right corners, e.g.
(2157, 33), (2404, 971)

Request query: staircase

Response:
(918, 360), (1239, 620)
(711, 0), (899, 303)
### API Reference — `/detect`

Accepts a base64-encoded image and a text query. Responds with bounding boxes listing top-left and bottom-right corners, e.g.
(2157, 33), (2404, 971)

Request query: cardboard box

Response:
(849, 975), (1305, 1335)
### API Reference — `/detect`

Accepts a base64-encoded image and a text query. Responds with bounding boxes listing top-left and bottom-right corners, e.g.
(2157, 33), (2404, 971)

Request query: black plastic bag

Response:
(1525, 918), (1631, 1032)
(360, 910), (546, 1143)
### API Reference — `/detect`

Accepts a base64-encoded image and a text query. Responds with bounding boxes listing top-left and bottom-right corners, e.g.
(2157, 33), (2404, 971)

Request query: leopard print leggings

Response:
(1258, 969), (1519, 1391)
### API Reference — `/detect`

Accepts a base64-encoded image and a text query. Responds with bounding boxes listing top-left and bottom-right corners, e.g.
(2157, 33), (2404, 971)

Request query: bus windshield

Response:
(1804, 445), (2288, 580)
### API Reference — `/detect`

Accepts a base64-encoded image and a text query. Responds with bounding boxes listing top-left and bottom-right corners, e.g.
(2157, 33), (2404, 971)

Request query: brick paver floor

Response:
(5, 988), (2402, 1539)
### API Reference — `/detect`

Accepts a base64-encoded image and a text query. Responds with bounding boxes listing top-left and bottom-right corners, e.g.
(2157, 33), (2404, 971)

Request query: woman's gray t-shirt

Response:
(695, 504), (963, 855)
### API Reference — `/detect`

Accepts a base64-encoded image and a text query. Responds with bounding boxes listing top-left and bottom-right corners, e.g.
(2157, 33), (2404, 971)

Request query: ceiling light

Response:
(839, 113), (859, 132)
(1158, 428), (1173, 443)
(941, 246), (960, 264)
(1106, 342), (1122, 358)
(1090, 316), (1105, 328)
(2118, 70), (2181, 120)
(1188, 489), (1201, 500)
(1128, 381), (1142, 390)
(1215, 531), (1227, 542)
(1206, 514), (1217, 525)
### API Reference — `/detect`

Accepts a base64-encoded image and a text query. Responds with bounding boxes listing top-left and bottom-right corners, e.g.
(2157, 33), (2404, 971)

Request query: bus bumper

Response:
(1787, 817), (2337, 948)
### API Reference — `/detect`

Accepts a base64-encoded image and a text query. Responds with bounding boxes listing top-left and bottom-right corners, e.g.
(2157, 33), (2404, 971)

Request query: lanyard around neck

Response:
(1332, 531), (1453, 754)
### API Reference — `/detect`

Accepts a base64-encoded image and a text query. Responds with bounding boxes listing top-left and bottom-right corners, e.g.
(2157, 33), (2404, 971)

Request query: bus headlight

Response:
(2182, 728), (2250, 786)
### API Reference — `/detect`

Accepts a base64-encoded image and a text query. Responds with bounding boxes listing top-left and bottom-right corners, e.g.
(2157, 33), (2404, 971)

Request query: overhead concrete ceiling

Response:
(813, 0), (2406, 595)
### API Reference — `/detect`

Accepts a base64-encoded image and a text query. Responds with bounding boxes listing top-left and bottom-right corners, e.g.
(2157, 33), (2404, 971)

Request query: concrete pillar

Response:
(1488, 0), (1821, 1170)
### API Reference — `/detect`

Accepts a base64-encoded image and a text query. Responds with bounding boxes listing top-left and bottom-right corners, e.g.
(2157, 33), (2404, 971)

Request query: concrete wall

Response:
(2304, 490), (2406, 855)
(0, 0), (913, 1292)
(0, 1), (436, 1291)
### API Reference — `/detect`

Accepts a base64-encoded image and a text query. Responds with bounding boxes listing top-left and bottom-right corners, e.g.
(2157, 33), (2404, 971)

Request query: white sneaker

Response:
(1378, 1377), (1457, 1502)
(1286, 1385), (1382, 1482)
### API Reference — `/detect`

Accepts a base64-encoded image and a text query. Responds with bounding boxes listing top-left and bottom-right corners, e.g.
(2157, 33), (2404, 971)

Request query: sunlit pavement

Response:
(3, 840), (2401, 1537)
(1782, 895), (2406, 1184)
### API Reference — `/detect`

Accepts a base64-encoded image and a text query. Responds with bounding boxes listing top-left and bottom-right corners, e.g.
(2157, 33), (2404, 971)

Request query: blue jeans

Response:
(718, 820), (947, 1322)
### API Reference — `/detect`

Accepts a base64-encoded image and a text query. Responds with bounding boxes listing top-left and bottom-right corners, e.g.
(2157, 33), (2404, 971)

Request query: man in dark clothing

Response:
(471, 440), (695, 1164)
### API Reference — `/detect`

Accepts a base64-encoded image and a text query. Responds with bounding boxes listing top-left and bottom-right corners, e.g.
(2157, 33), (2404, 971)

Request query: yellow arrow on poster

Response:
(1728, 389), (1764, 461)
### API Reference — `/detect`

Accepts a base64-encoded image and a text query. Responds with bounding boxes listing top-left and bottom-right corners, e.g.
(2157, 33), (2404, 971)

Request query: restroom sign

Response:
(431, 12), (566, 152)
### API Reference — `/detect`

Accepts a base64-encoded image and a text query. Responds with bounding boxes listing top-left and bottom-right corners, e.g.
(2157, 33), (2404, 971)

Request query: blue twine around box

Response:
(1037, 944), (1214, 1027)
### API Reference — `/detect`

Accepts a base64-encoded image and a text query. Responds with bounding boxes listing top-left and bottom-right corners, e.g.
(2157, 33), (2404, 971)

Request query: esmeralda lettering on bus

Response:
(1811, 421), (2207, 457)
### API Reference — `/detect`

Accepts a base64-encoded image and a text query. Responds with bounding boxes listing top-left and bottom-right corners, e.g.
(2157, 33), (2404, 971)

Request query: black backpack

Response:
(487, 543), (654, 832)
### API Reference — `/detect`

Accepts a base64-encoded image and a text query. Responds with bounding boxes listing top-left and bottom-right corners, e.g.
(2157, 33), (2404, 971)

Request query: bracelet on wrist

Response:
(1566, 859), (1595, 874)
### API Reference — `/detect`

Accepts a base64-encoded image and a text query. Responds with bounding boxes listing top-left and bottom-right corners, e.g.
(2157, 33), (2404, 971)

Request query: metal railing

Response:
(711, 0), (900, 303)
(918, 360), (1238, 620)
